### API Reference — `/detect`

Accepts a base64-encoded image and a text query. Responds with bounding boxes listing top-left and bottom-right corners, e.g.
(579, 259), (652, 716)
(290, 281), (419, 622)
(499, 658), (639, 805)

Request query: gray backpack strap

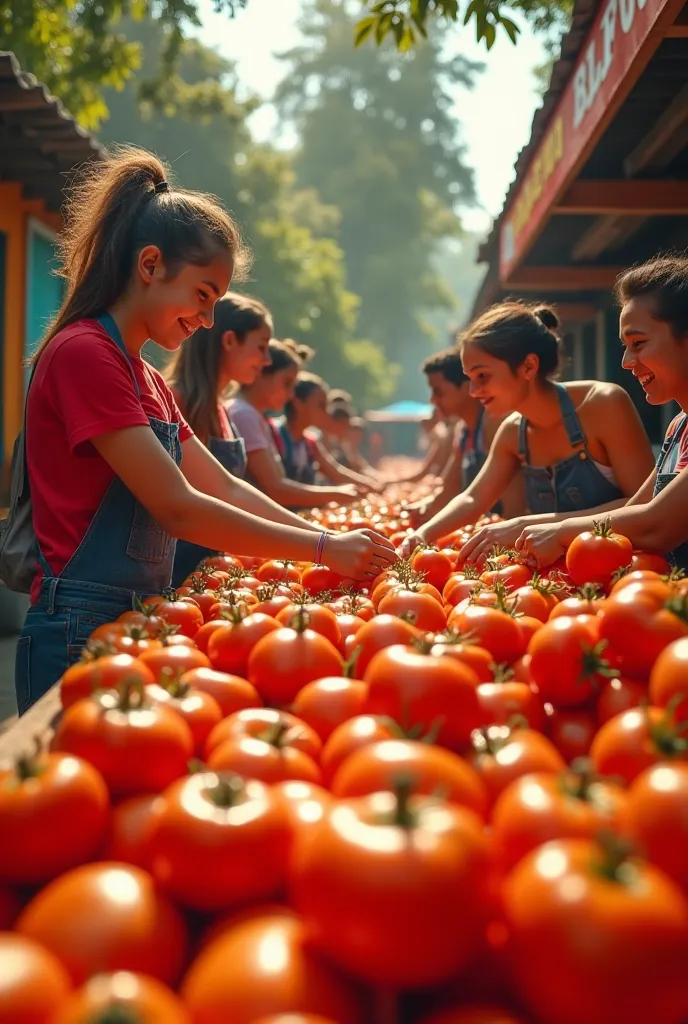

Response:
(0, 367), (40, 593)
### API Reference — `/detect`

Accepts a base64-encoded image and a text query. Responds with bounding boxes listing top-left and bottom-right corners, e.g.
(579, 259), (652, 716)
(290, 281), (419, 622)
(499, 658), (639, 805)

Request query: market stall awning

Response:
(366, 400), (433, 423)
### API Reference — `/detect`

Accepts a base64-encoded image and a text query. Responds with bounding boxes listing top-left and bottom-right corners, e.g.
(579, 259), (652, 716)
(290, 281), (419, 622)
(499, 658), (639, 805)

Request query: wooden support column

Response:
(0, 183), (27, 466)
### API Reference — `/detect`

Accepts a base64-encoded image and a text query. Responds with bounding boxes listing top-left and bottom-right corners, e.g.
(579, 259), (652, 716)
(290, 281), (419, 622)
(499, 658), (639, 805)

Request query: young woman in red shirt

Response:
(15, 147), (394, 713)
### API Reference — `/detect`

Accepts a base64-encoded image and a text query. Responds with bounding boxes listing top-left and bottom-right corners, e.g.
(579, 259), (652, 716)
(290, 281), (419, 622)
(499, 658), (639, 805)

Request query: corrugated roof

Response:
(477, 0), (601, 264)
(0, 51), (103, 212)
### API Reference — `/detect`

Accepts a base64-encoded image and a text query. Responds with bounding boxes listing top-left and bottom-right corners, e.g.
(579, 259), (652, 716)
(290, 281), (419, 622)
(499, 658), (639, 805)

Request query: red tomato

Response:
(181, 913), (364, 1024)
(60, 653), (156, 709)
(334, 613), (366, 654)
(377, 588), (447, 631)
(591, 705), (688, 785)
(301, 564), (345, 594)
(631, 551), (671, 574)
(476, 667), (545, 731)
(320, 715), (398, 785)
(52, 972), (189, 1024)
(549, 588), (606, 621)
(148, 772), (290, 912)
(0, 883), (21, 929)
(291, 790), (490, 988)
(352, 614), (423, 676)
(433, 636), (494, 681)
(566, 522), (633, 590)
(649, 636), (688, 722)
(528, 616), (607, 707)
(256, 560), (301, 585)
(596, 676), (647, 725)
(271, 780), (332, 841)
(138, 644), (211, 683)
(448, 605), (524, 664)
(546, 706), (597, 763)
(291, 677), (368, 741)
(503, 838), (688, 1024)
(599, 580), (688, 678)
(100, 794), (162, 869)
(207, 613), (281, 677)
(0, 750), (109, 885)
(146, 680), (222, 754)
(205, 708), (322, 763)
(18, 862), (188, 986)
(145, 596), (204, 637)
(178, 667), (261, 718)
(276, 604), (341, 648)
(411, 547), (454, 591)
(417, 1006), (527, 1024)
(331, 739), (487, 819)
(248, 627), (343, 706)
(491, 768), (627, 872)
(208, 735), (322, 785)
(363, 645), (482, 751)
(622, 763), (688, 891)
(54, 687), (193, 797)
(0, 933), (72, 1021)
(467, 725), (565, 811)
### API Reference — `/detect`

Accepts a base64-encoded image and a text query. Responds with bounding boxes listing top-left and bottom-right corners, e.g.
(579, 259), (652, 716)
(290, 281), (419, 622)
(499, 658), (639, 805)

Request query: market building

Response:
(471, 0), (688, 444)
(0, 51), (102, 487)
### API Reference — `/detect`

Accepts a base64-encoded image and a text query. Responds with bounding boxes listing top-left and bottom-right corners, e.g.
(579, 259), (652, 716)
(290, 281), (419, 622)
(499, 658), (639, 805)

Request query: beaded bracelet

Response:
(315, 530), (329, 564)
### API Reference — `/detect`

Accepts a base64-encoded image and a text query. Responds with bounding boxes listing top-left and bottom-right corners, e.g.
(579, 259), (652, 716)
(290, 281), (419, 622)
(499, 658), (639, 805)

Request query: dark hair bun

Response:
(532, 306), (560, 331)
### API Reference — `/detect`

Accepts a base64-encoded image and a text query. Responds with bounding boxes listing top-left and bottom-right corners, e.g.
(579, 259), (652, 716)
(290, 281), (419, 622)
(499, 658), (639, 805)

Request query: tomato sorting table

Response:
(0, 685), (61, 761)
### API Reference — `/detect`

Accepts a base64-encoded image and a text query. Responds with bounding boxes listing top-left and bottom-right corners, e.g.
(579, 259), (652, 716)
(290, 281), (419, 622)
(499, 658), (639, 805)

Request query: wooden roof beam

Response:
(625, 81), (688, 177)
(572, 215), (647, 262)
(555, 180), (688, 216)
(503, 266), (624, 292)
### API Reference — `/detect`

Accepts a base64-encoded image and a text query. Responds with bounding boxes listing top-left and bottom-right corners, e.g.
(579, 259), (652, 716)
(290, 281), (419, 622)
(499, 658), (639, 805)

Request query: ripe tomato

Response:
(484, 563), (533, 594)
(448, 605), (524, 664)
(207, 613), (281, 677)
(528, 616), (607, 707)
(100, 793), (161, 869)
(545, 706), (597, 762)
(631, 551), (671, 574)
(290, 789), (490, 988)
(334, 613), (366, 654)
(549, 587), (606, 621)
(0, 933), (72, 1021)
(352, 614), (422, 676)
(502, 837), (688, 1024)
(248, 627), (342, 706)
(512, 580), (560, 623)
(599, 580), (688, 678)
(256, 559), (301, 585)
(364, 645), (482, 751)
(378, 588), (447, 631)
(467, 725), (565, 811)
(145, 596), (204, 637)
(411, 547), (454, 591)
(492, 768), (627, 872)
(276, 603), (341, 648)
(0, 883), (21, 928)
(291, 677), (368, 741)
(649, 636), (688, 722)
(208, 734), (323, 785)
(54, 687), (193, 797)
(301, 563), (345, 594)
(271, 780), (332, 843)
(148, 772), (289, 912)
(205, 708), (322, 762)
(622, 763), (688, 891)
(181, 912), (364, 1024)
(138, 644), (211, 683)
(331, 739), (487, 819)
(566, 521), (633, 590)
(60, 652), (156, 709)
(320, 715), (397, 785)
(146, 680), (222, 754)
(443, 572), (483, 607)
(0, 750), (109, 885)
(110, 628), (163, 658)
(178, 667), (261, 717)
(193, 618), (232, 655)
(18, 862), (188, 986)
(204, 554), (243, 573)
(53, 972), (189, 1024)
(475, 667), (545, 731)
(591, 705), (688, 785)
(253, 1018), (338, 1024)
(596, 676), (647, 725)
(416, 1006), (527, 1024)
(433, 636), (494, 682)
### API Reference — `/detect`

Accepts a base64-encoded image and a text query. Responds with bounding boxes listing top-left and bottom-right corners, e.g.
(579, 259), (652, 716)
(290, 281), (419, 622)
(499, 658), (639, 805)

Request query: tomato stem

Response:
(88, 1006), (143, 1024)
(14, 736), (44, 782)
(206, 772), (245, 808)
(392, 774), (416, 829)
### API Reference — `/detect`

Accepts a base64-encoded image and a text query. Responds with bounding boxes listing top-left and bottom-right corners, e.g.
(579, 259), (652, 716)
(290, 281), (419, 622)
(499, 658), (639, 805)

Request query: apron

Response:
(15, 313), (181, 714)
(171, 430), (247, 586)
(459, 406), (501, 514)
(518, 382), (622, 515)
(652, 413), (688, 571)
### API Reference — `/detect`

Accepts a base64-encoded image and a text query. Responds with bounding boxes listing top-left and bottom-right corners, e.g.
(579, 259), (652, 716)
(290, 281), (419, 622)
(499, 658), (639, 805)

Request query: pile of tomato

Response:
(3, 495), (688, 1024)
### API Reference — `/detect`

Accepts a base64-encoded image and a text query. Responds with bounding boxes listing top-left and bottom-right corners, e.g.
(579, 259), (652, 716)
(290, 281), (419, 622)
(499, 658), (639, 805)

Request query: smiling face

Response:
(263, 366), (299, 413)
(137, 246), (234, 352)
(425, 371), (474, 421)
(461, 339), (533, 417)
(223, 323), (272, 386)
(295, 386), (329, 430)
(620, 296), (688, 406)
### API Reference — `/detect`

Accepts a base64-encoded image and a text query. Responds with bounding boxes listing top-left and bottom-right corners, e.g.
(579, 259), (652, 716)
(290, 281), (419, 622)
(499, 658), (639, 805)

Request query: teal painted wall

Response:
(25, 227), (63, 385)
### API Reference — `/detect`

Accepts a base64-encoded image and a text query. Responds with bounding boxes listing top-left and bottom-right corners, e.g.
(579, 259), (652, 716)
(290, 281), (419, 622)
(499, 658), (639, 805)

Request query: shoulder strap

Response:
(95, 313), (141, 399)
(555, 382), (585, 447)
(517, 415), (529, 462)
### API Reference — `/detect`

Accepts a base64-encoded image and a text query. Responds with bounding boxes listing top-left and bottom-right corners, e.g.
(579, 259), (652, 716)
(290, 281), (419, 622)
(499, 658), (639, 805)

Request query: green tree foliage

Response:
(275, 0), (478, 396)
(98, 19), (397, 405)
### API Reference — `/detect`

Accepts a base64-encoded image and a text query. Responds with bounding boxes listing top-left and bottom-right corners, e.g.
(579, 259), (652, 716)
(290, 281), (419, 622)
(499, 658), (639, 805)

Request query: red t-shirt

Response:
(662, 414), (688, 474)
(27, 319), (193, 600)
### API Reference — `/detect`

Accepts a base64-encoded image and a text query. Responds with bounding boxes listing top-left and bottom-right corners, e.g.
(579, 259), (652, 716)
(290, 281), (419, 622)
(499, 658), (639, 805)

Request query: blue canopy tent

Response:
(366, 400), (433, 423)
(364, 399), (434, 459)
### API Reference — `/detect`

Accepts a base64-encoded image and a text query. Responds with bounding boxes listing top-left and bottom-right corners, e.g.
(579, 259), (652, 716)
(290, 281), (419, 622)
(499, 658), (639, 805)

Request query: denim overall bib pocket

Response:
(518, 383), (622, 515)
(171, 432), (247, 587)
(15, 313), (181, 714)
(653, 414), (688, 571)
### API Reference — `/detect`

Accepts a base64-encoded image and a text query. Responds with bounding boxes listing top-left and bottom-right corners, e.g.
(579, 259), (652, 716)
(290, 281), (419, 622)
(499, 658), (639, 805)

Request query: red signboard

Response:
(499, 0), (673, 282)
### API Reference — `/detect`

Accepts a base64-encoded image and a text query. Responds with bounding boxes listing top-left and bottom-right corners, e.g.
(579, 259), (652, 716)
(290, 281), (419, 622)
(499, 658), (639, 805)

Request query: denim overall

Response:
(460, 406), (487, 489)
(518, 383), (622, 515)
(171, 431), (247, 586)
(277, 422), (317, 486)
(15, 314), (181, 714)
(653, 413), (688, 571)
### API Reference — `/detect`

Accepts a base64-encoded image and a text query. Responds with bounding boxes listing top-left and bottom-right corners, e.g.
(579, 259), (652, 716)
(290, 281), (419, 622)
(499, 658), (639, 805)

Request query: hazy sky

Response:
(194, 0), (547, 234)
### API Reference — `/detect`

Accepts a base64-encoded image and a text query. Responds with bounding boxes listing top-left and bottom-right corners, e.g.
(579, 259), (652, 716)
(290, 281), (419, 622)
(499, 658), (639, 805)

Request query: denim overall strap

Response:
(171, 433), (246, 587)
(653, 414), (688, 570)
(555, 382), (586, 447)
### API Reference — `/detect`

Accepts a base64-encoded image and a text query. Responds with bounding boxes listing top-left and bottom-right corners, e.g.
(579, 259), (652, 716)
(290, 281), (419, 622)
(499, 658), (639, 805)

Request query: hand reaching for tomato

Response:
(325, 529), (397, 580)
(514, 523), (568, 567)
(457, 518), (527, 566)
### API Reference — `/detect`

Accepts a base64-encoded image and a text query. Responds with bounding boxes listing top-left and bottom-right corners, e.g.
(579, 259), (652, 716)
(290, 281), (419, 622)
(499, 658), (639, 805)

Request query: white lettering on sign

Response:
(573, 0), (642, 128)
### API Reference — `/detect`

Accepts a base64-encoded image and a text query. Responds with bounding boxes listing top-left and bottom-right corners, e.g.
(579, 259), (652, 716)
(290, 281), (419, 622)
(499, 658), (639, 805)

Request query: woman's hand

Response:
(326, 529), (397, 580)
(336, 485), (361, 504)
(398, 530), (427, 560)
(457, 518), (526, 565)
(514, 523), (568, 567)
